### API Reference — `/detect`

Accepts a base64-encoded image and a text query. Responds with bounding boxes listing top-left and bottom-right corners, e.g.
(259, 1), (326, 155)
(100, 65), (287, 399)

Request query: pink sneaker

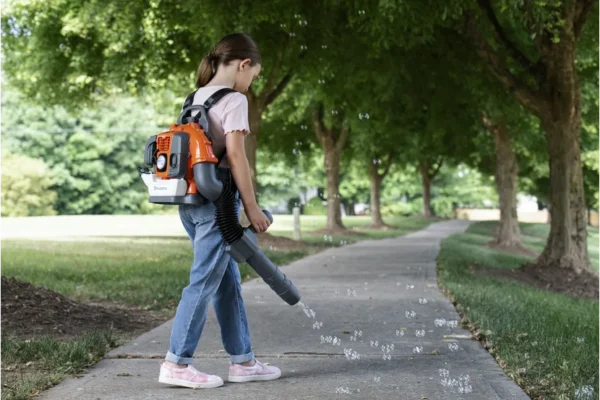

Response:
(228, 359), (281, 383)
(158, 361), (224, 389)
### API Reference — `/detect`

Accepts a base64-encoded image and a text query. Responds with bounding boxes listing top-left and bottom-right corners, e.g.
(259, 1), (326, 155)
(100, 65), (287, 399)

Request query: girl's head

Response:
(196, 33), (262, 92)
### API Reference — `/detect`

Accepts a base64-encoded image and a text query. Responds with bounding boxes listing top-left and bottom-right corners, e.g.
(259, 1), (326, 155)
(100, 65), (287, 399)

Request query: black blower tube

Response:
(193, 163), (301, 306)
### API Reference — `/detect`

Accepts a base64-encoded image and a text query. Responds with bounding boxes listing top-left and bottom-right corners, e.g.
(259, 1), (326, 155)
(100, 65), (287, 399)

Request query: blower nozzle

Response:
(194, 163), (301, 306)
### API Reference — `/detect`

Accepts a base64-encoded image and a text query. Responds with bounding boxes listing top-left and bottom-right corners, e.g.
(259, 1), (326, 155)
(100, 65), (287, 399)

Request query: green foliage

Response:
(1, 153), (58, 217)
(1, 78), (168, 215)
(303, 196), (327, 215)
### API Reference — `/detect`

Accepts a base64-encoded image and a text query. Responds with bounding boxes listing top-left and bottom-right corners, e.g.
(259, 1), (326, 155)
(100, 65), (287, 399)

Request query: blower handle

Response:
(248, 209), (273, 234)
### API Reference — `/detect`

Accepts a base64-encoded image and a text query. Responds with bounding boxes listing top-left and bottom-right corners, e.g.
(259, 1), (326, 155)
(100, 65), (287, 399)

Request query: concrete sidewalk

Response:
(40, 220), (530, 399)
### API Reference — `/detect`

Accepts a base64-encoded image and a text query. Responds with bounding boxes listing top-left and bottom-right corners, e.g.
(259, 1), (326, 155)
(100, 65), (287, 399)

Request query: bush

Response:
(381, 200), (421, 217)
(303, 196), (327, 215)
(1, 153), (57, 216)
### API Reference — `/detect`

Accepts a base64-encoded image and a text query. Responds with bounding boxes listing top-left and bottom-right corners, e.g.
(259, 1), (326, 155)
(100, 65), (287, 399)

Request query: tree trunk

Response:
(467, 2), (593, 273)
(324, 140), (345, 231)
(419, 160), (433, 217)
(492, 122), (521, 246)
(312, 104), (349, 232)
(369, 162), (385, 226)
(532, 31), (590, 273)
(537, 111), (589, 273)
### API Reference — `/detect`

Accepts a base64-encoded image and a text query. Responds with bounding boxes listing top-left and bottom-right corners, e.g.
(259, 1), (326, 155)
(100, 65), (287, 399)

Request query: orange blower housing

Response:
(140, 87), (235, 206)
(142, 122), (218, 205)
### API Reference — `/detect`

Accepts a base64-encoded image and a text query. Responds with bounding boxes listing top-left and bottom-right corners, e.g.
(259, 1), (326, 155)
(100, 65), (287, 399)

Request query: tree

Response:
(371, 0), (599, 273)
(481, 112), (521, 246)
(0, 0), (327, 199)
(463, 0), (599, 273)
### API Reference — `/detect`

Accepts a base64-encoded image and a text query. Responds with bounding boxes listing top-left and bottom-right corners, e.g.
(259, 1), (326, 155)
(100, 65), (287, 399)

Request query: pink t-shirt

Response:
(189, 85), (250, 169)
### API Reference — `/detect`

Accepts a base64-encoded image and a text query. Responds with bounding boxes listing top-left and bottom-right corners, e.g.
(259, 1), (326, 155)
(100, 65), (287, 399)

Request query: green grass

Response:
(1, 215), (434, 310)
(1, 330), (117, 400)
(437, 222), (599, 399)
(468, 221), (599, 271)
(1, 214), (435, 399)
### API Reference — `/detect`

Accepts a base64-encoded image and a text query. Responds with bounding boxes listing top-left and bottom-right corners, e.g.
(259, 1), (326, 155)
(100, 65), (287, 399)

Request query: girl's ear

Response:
(239, 58), (252, 70)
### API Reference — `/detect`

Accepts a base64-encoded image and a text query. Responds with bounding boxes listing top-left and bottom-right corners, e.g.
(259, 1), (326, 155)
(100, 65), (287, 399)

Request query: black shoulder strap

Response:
(203, 88), (236, 110)
(178, 87), (237, 169)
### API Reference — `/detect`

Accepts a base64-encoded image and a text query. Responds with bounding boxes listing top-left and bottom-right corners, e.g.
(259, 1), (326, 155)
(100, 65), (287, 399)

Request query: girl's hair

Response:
(196, 33), (262, 88)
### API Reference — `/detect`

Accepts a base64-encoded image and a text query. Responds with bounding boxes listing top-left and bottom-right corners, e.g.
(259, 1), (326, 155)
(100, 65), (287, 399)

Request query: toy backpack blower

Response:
(138, 88), (301, 306)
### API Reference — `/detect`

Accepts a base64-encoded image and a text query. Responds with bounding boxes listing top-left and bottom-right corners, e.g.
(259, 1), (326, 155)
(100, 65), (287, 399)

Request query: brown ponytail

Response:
(195, 33), (262, 88)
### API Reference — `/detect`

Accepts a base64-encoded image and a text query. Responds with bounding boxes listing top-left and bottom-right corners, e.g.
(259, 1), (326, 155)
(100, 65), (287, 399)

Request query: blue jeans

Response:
(166, 187), (255, 365)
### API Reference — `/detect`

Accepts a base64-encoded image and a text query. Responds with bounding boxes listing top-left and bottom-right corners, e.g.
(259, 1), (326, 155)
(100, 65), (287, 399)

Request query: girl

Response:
(158, 33), (280, 389)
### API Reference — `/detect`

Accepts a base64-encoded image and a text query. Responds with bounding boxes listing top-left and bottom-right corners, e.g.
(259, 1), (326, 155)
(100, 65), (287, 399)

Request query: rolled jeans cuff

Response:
(165, 351), (194, 365)
(230, 350), (255, 364)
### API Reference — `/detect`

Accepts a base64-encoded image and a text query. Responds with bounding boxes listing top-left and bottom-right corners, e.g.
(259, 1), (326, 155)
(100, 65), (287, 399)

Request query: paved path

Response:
(40, 220), (530, 399)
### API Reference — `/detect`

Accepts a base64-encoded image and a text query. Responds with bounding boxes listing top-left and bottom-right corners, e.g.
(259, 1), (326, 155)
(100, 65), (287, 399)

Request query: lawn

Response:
(0, 214), (435, 400)
(437, 222), (599, 400)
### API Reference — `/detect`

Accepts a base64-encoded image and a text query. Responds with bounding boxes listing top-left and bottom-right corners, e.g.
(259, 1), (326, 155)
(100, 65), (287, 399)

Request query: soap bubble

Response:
(416, 329), (426, 338)
(440, 372), (472, 394)
(418, 297), (428, 304)
(321, 44), (328, 49)
(358, 112), (370, 120)
(370, 340), (379, 347)
(331, 110), (339, 115)
(289, 32), (296, 37)
(300, 44), (307, 50)
(405, 310), (416, 319)
(358, 9), (366, 15)
(434, 318), (447, 327)
(318, 79), (326, 84)
(343, 348), (360, 360)
(413, 346), (423, 354)
(373, 376), (381, 383)
(280, 23), (287, 28)
(335, 386), (351, 394)
(447, 320), (458, 328)
(347, 288), (357, 297)
(301, 124), (308, 130)
(312, 321), (323, 330)
(382, 354), (391, 360)
(439, 368), (450, 378)
(406, 284), (415, 290)
(575, 385), (595, 399)
(372, 158), (381, 165)
(577, 337), (585, 343)
(299, 20), (308, 26)
(448, 342), (459, 352)
(334, 289), (340, 295)
(396, 329), (405, 337)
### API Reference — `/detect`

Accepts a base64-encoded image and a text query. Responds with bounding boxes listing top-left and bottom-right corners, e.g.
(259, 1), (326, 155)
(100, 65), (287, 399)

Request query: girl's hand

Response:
(246, 205), (271, 233)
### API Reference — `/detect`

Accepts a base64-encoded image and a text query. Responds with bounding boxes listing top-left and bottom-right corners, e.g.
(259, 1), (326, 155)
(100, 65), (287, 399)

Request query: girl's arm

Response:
(226, 130), (257, 210)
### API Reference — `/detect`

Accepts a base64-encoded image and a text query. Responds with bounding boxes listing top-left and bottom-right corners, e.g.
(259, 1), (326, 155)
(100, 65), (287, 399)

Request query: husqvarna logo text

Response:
(153, 186), (168, 191)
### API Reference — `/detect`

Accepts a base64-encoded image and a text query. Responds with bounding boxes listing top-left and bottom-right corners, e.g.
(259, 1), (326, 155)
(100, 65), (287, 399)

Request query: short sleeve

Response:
(221, 93), (251, 136)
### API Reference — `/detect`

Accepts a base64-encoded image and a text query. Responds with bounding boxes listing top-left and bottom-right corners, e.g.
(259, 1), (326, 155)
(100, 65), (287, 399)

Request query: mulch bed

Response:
(1, 277), (171, 341)
(256, 232), (310, 250)
(470, 263), (599, 300)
